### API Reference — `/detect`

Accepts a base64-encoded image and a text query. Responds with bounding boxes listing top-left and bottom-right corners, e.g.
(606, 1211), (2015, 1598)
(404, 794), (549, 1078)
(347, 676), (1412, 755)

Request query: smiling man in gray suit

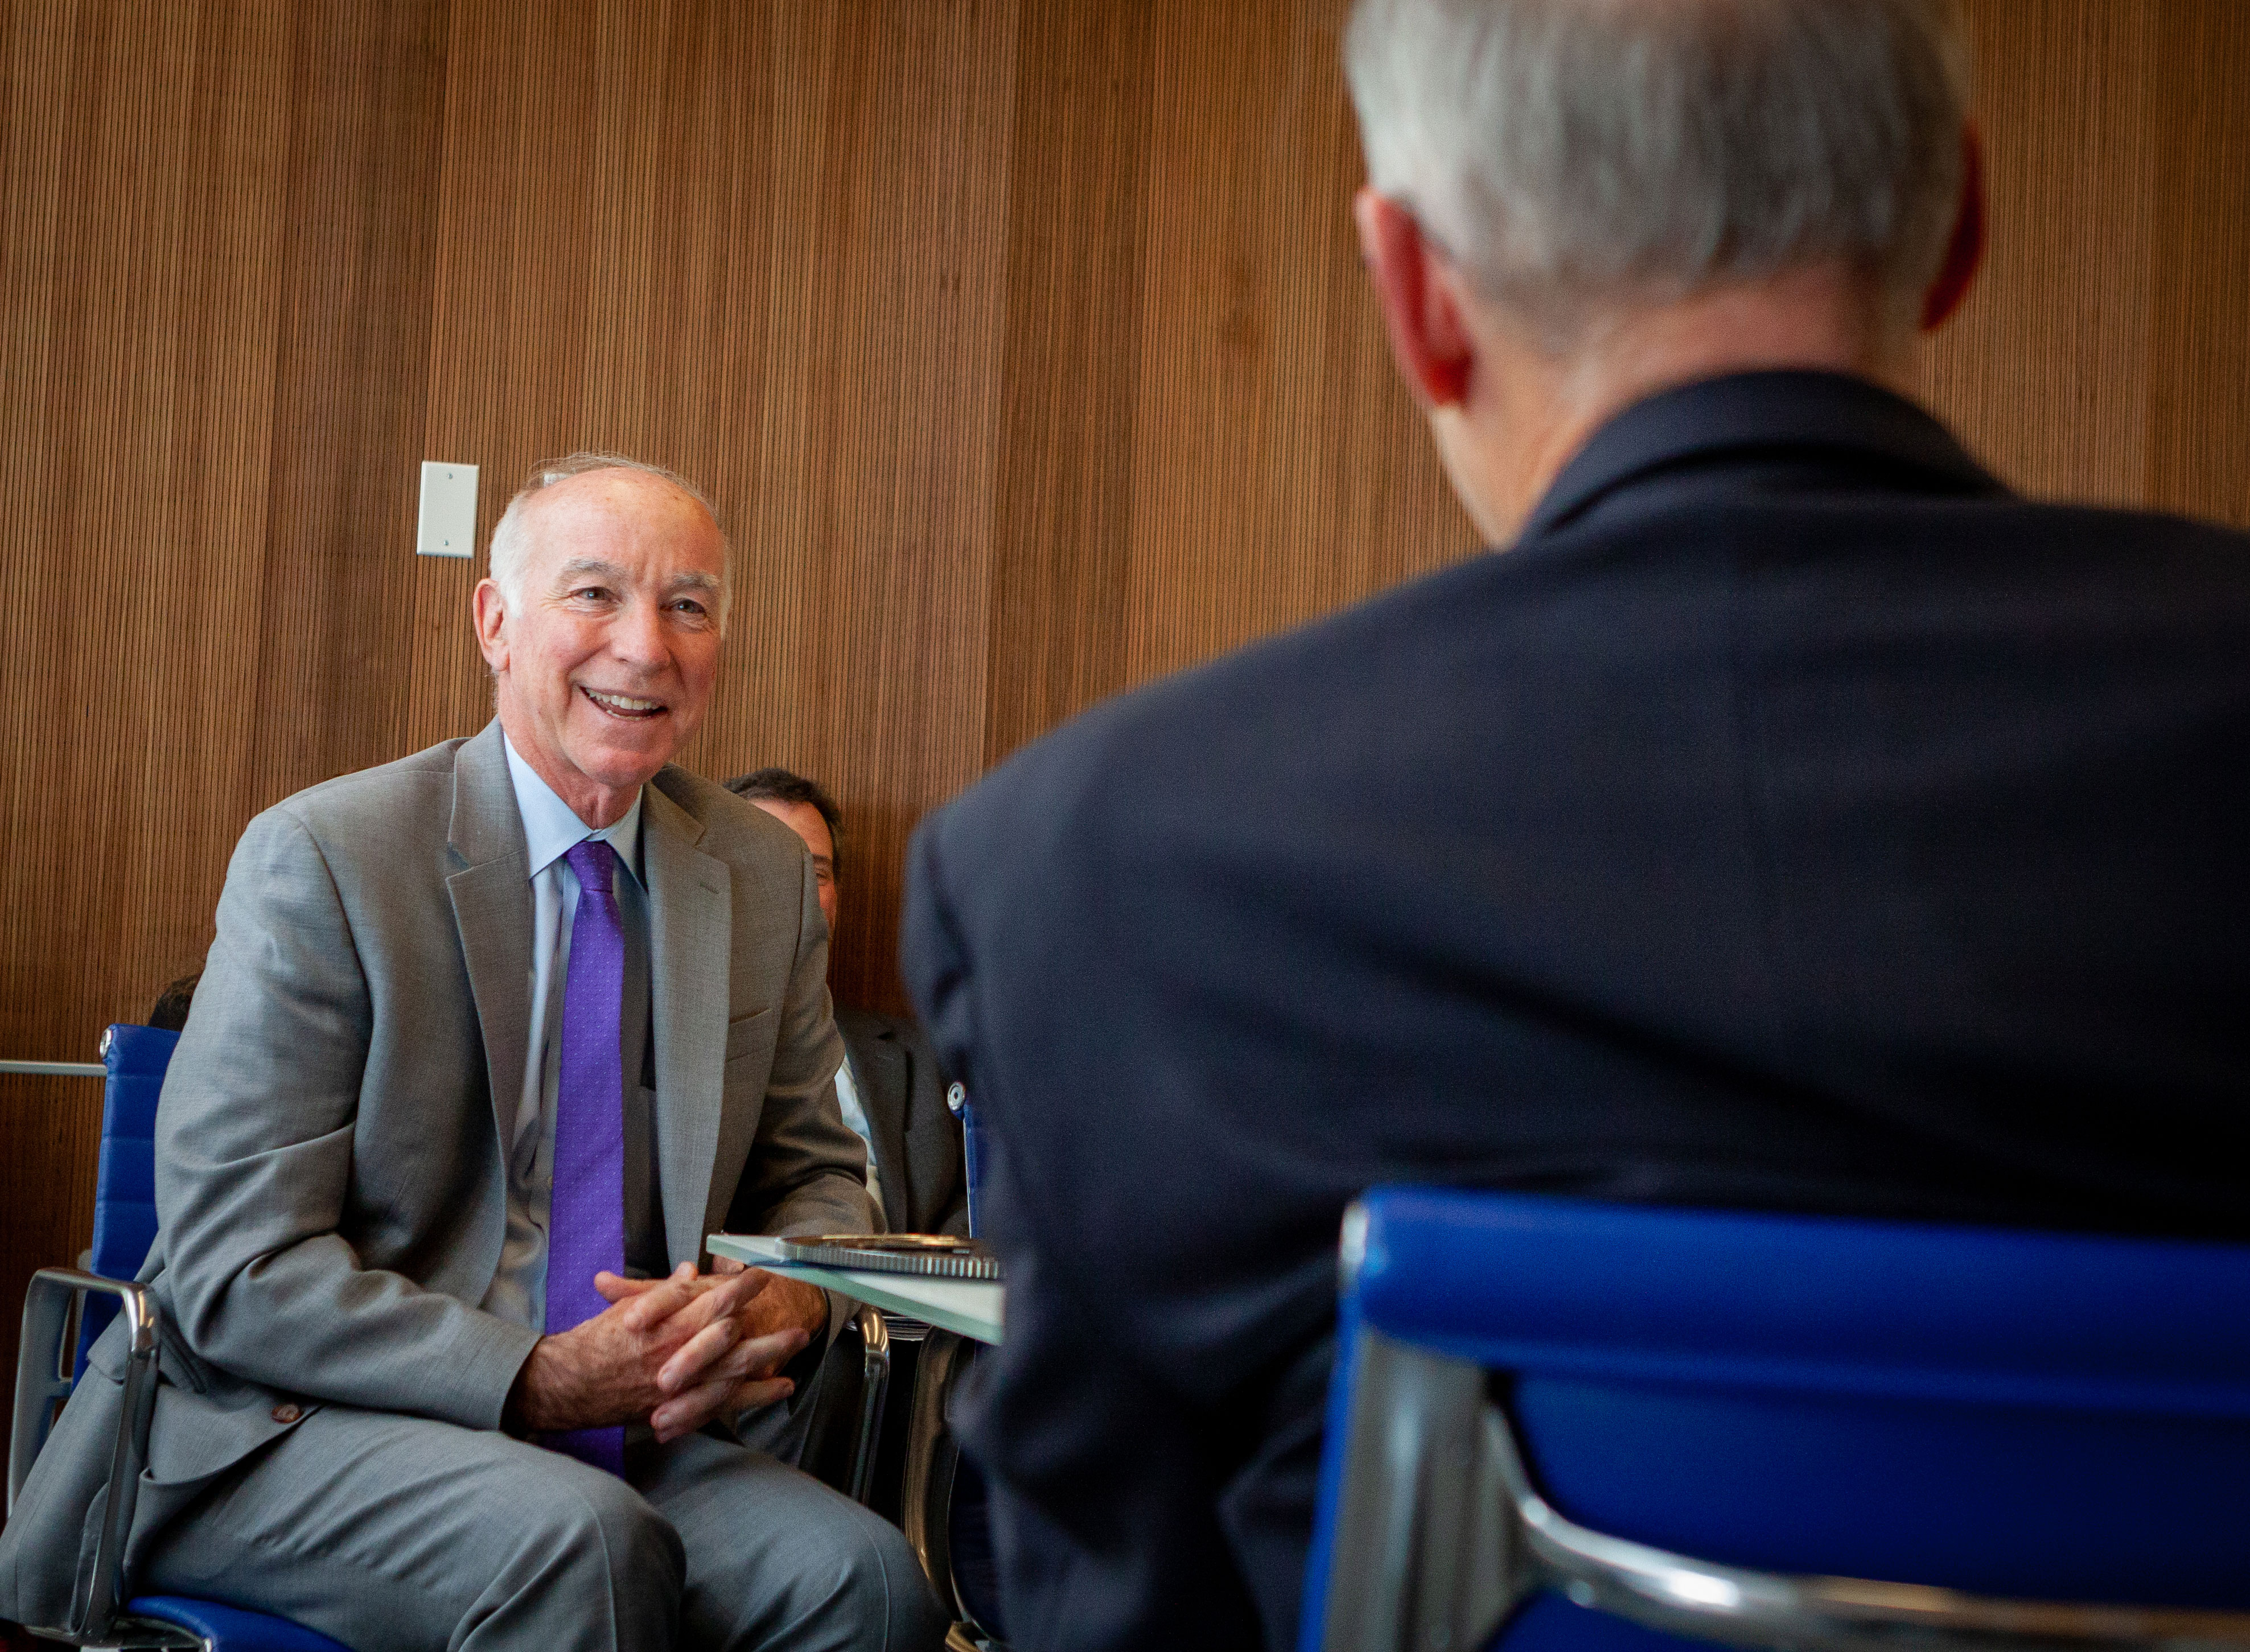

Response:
(1, 455), (947, 1652)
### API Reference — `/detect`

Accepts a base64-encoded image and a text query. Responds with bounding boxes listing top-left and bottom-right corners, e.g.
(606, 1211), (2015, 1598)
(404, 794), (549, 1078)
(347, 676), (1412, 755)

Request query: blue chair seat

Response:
(125, 1597), (354, 1652)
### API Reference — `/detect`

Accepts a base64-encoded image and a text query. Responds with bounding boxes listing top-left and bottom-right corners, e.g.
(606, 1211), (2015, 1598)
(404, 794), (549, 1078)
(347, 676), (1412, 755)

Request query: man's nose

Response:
(608, 598), (669, 669)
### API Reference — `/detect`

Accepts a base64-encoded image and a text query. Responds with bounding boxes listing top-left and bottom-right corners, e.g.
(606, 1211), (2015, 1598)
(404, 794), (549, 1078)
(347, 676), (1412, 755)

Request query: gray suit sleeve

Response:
(723, 844), (870, 1241)
(154, 806), (539, 1427)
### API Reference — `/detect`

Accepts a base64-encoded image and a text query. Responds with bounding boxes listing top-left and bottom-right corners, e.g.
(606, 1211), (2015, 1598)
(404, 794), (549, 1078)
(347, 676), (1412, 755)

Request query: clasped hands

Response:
(509, 1258), (828, 1444)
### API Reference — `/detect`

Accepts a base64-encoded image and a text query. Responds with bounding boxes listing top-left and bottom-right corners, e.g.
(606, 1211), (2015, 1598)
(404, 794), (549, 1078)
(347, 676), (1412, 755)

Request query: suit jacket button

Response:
(271, 1403), (302, 1424)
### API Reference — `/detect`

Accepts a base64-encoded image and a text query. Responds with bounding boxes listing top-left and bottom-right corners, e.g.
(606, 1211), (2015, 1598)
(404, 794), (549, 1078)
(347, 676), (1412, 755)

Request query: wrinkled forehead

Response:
(517, 468), (726, 581)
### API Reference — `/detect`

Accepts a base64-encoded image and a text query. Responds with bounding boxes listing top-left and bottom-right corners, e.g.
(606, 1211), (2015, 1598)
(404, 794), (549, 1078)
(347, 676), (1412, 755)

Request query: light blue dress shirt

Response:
(482, 734), (646, 1330)
(832, 1054), (883, 1226)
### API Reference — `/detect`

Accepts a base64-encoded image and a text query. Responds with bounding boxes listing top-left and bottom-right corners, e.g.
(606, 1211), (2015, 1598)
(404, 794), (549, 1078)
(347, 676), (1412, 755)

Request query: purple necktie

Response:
(542, 838), (627, 1474)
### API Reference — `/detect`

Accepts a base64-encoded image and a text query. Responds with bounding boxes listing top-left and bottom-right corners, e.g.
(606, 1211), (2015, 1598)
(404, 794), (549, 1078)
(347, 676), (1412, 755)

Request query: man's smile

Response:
(580, 685), (668, 719)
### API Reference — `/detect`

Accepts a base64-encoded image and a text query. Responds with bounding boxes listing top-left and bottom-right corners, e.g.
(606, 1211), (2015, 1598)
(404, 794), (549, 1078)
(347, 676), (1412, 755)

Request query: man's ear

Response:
(472, 579), (511, 674)
(1354, 188), (1478, 409)
(1920, 123), (1986, 332)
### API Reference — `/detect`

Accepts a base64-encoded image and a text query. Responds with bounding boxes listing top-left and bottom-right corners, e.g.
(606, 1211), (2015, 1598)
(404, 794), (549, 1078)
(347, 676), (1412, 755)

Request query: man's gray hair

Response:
(486, 451), (731, 632)
(1344, 0), (1972, 344)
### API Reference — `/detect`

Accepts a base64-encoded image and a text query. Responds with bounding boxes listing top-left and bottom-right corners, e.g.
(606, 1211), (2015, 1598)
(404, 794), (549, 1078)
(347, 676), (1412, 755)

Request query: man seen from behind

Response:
(901, 3), (2250, 1648)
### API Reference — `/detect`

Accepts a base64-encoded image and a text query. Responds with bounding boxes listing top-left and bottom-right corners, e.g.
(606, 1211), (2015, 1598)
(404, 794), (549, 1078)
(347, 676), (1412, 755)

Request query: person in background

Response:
(146, 973), (198, 1032)
(726, 767), (967, 1238)
(3, 452), (944, 1652)
(899, 1), (2250, 1648)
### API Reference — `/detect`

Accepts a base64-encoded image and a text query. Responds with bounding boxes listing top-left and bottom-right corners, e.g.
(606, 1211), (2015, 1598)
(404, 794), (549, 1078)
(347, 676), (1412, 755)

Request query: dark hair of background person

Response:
(148, 973), (200, 1032)
(723, 768), (845, 878)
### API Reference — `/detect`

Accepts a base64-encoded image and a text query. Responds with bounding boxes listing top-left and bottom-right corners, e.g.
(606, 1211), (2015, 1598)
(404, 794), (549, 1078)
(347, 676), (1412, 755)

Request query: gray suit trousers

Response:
(134, 1407), (947, 1652)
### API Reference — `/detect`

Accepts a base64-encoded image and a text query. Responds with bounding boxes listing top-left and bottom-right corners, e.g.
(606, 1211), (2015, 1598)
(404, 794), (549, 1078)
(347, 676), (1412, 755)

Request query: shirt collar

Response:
(501, 732), (645, 887)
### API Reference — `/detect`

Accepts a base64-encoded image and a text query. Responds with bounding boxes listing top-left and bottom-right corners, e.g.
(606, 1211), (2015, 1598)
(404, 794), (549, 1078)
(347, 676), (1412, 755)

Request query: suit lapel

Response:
(844, 1019), (912, 1229)
(445, 723), (533, 1159)
(643, 783), (733, 1270)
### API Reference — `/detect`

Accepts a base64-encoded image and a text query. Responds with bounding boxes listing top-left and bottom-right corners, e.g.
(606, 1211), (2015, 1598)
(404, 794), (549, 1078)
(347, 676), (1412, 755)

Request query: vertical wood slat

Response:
(3, 0), (2247, 1422)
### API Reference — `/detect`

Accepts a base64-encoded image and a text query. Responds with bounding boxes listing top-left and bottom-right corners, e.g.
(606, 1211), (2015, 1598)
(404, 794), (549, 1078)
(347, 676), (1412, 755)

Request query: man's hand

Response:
(644, 1258), (830, 1441)
(509, 1262), (818, 1441)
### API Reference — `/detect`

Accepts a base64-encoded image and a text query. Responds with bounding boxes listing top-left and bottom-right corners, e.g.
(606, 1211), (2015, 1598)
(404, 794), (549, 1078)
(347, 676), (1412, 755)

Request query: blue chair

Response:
(9, 1025), (351, 1652)
(1300, 1186), (2250, 1652)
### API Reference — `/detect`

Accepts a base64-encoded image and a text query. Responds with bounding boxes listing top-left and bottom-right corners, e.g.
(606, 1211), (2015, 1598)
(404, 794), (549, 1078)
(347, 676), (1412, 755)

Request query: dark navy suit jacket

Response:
(900, 372), (2250, 1652)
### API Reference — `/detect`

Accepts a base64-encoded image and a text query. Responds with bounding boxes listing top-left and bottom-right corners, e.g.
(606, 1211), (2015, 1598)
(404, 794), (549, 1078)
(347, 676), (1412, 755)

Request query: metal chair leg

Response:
(10, 1270), (163, 1647)
(848, 1304), (892, 1506)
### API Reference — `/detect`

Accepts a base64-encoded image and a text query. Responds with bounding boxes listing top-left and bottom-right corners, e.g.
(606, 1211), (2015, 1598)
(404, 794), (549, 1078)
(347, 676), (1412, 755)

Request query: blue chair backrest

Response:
(1306, 1187), (2250, 1651)
(75, 1024), (178, 1377)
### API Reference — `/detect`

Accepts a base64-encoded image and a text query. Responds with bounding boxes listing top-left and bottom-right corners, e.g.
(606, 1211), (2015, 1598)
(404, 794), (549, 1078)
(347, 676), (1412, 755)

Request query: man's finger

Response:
(656, 1313), (746, 1393)
(674, 1266), (764, 1334)
(652, 1366), (793, 1443)
(646, 1268), (756, 1344)
(731, 1324), (812, 1385)
(724, 1374), (796, 1416)
(659, 1317), (807, 1400)
(615, 1267), (701, 1330)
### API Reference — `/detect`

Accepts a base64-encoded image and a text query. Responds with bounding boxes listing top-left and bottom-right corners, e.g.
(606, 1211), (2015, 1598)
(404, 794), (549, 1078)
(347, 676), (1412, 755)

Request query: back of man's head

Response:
(1344, 0), (1971, 348)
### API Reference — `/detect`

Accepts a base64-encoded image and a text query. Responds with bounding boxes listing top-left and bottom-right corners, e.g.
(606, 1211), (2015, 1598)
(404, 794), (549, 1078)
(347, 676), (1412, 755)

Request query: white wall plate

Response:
(416, 460), (479, 558)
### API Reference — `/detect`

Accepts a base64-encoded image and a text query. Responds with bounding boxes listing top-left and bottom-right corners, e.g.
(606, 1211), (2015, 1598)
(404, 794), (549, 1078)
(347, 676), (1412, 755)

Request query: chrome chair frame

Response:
(845, 1303), (893, 1506)
(900, 1329), (972, 1616)
(898, 1328), (1006, 1650)
(1315, 1220), (2250, 1652)
(9, 1268), (199, 1650)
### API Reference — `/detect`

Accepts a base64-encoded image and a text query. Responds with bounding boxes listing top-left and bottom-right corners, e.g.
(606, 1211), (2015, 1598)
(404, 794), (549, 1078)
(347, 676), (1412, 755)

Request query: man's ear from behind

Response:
(1920, 124), (1986, 332)
(1354, 187), (1479, 410)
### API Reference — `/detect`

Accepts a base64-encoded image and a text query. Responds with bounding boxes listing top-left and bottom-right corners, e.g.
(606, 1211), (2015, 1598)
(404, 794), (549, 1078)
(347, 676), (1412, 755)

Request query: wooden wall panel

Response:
(1, 0), (302, 1394)
(704, 0), (1018, 1016)
(981, 0), (1158, 765)
(2138, 2), (2250, 527)
(981, 0), (1465, 762)
(1120, 0), (1467, 689)
(1915, 0), (2250, 528)
(248, 1), (450, 798)
(3, 0), (2247, 1423)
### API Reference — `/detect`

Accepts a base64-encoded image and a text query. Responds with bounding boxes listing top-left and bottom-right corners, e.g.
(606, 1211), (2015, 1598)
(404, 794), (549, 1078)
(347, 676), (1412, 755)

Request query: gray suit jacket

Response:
(0, 722), (870, 1628)
(837, 1007), (968, 1237)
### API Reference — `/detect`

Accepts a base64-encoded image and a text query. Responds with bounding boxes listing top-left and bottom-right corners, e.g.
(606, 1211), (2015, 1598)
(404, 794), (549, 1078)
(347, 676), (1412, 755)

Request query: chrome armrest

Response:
(10, 1268), (162, 1644)
(849, 1305), (892, 1506)
(1318, 1326), (2250, 1652)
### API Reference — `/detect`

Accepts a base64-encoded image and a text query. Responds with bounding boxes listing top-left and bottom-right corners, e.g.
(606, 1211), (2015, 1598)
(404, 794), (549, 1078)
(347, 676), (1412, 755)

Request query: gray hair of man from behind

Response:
(1344, 0), (1972, 347)
(486, 451), (732, 633)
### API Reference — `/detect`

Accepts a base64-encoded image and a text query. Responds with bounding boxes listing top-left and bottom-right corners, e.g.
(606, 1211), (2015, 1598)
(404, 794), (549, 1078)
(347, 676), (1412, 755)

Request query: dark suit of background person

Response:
(900, 3), (2250, 1649)
(838, 1006), (970, 1237)
(0, 461), (945, 1652)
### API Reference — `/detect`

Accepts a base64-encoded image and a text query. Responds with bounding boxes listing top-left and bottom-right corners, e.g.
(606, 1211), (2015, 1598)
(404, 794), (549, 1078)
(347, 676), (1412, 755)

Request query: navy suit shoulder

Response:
(903, 371), (2250, 1652)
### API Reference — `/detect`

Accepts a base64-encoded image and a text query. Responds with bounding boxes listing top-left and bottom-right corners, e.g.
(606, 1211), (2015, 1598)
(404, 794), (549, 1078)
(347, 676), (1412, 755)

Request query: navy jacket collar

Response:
(1521, 369), (2005, 541)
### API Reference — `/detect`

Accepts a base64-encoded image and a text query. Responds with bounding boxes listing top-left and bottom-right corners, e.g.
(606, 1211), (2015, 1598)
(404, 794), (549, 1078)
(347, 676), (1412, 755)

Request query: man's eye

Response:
(671, 598), (710, 616)
(569, 586), (614, 603)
